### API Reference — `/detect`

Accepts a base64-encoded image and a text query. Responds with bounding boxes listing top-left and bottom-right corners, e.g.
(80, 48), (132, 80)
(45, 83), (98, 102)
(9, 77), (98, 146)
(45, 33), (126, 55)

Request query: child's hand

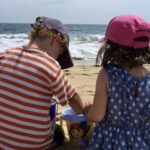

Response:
(83, 101), (93, 115)
(56, 112), (62, 121)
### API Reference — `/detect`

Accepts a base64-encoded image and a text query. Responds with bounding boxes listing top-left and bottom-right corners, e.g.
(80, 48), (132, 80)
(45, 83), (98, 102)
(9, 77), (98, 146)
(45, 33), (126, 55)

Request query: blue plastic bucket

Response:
(49, 98), (57, 121)
(62, 107), (87, 122)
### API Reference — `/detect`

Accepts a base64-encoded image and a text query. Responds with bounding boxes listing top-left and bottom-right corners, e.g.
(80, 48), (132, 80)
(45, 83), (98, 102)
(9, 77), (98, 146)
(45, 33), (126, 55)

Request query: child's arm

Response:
(84, 68), (108, 123)
(68, 92), (85, 114)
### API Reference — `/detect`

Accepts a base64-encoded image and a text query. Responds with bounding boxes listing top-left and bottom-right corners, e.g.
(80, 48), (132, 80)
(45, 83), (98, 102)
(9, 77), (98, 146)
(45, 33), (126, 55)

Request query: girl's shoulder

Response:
(104, 64), (150, 80)
(98, 67), (109, 83)
(129, 65), (150, 79)
(104, 64), (122, 74)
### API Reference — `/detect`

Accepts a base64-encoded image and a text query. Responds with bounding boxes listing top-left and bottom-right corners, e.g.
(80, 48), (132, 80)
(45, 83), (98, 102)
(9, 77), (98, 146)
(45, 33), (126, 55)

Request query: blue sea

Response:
(0, 23), (107, 64)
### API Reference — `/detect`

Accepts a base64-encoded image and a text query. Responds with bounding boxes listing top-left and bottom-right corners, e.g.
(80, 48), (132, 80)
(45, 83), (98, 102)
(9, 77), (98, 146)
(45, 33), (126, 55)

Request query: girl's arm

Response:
(84, 68), (108, 123)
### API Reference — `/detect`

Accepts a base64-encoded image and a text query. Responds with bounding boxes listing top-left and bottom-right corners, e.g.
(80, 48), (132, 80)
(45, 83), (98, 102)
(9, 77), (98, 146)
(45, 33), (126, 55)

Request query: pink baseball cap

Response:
(102, 15), (150, 48)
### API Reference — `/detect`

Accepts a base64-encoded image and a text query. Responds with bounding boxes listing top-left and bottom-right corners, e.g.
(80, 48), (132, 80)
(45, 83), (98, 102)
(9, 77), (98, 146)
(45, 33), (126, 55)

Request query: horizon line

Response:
(0, 22), (107, 25)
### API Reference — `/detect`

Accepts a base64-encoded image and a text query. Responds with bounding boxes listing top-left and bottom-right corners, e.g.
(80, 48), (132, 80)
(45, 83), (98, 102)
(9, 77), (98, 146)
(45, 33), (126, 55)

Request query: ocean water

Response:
(0, 23), (106, 61)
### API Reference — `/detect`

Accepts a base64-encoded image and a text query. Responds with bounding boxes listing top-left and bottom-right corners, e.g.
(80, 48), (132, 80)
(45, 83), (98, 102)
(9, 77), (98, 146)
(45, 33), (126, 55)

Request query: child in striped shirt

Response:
(0, 16), (85, 150)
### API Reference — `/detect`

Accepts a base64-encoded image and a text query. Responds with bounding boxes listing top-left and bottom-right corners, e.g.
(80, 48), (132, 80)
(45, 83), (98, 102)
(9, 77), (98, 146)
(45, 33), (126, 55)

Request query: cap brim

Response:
(56, 47), (74, 69)
(99, 36), (105, 42)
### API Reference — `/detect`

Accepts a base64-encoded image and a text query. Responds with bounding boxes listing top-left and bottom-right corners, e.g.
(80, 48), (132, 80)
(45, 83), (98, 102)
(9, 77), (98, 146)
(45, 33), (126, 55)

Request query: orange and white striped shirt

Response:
(0, 47), (75, 150)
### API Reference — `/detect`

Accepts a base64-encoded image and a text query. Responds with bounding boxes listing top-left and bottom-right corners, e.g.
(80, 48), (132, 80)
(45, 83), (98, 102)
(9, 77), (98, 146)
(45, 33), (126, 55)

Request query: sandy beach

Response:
(57, 60), (100, 113)
(64, 65), (99, 102)
(56, 63), (100, 113)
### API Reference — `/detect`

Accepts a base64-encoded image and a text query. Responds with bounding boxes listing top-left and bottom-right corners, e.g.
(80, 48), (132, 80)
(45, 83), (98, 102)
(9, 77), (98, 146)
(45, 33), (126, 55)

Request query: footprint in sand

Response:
(88, 90), (94, 93)
(65, 73), (71, 75)
(82, 73), (91, 76)
(64, 70), (71, 75)
(64, 69), (70, 72)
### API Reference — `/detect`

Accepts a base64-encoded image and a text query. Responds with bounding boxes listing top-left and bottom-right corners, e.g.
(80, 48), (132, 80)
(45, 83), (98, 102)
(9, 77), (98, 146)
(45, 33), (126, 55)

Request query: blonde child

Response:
(0, 17), (84, 150)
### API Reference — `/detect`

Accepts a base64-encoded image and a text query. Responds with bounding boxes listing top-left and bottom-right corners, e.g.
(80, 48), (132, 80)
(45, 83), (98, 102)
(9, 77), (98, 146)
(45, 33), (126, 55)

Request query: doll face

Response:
(70, 125), (84, 139)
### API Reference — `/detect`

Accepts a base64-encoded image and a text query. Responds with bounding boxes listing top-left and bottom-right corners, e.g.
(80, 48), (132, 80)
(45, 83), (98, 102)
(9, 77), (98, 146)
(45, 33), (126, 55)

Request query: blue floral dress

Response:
(87, 64), (150, 150)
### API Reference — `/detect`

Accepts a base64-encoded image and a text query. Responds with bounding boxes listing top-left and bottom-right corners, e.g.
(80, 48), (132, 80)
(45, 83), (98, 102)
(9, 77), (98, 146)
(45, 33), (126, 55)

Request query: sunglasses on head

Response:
(33, 17), (69, 47)
(52, 28), (69, 41)
(50, 29), (69, 48)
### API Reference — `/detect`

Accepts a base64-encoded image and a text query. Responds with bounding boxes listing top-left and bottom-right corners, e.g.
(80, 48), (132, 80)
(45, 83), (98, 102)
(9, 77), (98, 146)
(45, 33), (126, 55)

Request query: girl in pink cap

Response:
(84, 15), (150, 150)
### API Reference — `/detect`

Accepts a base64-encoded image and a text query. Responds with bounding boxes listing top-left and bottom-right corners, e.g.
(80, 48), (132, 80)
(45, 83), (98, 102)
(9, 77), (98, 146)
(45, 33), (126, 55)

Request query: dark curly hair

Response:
(96, 37), (150, 69)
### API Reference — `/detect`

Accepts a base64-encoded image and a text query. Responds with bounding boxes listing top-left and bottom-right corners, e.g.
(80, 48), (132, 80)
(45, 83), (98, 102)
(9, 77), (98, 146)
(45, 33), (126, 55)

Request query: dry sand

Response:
(57, 65), (100, 118)
(64, 65), (100, 102)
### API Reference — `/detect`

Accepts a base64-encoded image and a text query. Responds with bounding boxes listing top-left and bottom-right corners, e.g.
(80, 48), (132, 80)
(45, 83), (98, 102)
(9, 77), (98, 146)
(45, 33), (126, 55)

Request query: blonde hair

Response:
(28, 27), (63, 41)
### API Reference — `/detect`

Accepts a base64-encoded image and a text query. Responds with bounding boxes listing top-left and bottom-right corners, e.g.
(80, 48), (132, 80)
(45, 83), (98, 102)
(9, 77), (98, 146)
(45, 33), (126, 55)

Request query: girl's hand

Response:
(83, 101), (93, 115)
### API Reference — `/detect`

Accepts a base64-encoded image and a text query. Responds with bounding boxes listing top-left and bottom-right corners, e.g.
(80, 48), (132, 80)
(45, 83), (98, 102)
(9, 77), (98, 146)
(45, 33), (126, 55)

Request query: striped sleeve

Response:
(50, 68), (76, 105)
(0, 49), (7, 57)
